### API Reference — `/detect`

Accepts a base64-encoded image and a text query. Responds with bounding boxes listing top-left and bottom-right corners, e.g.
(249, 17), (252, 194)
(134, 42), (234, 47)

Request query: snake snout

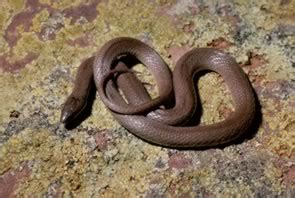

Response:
(60, 95), (85, 123)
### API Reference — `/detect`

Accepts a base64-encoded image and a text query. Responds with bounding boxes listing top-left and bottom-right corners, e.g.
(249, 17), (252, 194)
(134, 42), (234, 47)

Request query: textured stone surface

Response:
(0, 0), (294, 196)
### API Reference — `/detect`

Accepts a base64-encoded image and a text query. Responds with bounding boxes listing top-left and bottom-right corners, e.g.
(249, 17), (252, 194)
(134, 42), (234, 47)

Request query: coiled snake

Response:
(61, 37), (256, 148)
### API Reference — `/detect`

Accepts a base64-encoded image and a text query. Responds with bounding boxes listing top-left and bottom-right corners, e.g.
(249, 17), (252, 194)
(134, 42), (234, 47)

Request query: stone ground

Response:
(0, 0), (294, 197)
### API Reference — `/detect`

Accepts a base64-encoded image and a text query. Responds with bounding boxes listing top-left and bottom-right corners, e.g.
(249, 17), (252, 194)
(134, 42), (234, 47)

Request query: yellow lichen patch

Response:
(95, 142), (168, 196)
(96, 0), (184, 49)
(0, 0), (24, 53)
(7, 0), (25, 10)
(30, 9), (50, 33)
(86, 99), (120, 129)
(156, 0), (176, 5)
(0, 128), (57, 174)
(263, 98), (294, 159)
(12, 35), (43, 59)
(0, 0), (25, 28)
(50, 0), (84, 9)
(0, 128), (106, 196)
(198, 73), (234, 124)
(0, 73), (29, 132)
(267, 129), (294, 159)
(219, 183), (252, 196)
(264, 161), (284, 192)
(262, 46), (294, 81)
(162, 168), (218, 196)
(191, 16), (233, 46)
(233, 0), (295, 31)
(230, 34), (293, 84)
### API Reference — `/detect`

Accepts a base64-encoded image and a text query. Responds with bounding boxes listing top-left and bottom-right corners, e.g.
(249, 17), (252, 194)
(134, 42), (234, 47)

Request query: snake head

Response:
(60, 95), (86, 124)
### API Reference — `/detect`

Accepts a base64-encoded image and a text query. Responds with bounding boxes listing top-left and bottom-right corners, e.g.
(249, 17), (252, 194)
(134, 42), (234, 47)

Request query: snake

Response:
(61, 37), (256, 148)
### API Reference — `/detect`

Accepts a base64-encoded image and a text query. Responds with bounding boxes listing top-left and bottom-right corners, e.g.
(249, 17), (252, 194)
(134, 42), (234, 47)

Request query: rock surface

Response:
(0, 0), (294, 196)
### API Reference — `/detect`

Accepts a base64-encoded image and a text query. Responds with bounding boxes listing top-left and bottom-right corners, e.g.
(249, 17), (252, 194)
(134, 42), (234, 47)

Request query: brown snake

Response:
(61, 37), (256, 148)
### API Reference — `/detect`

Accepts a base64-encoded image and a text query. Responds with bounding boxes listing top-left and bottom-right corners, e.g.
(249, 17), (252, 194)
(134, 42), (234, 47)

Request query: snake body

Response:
(61, 37), (256, 148)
